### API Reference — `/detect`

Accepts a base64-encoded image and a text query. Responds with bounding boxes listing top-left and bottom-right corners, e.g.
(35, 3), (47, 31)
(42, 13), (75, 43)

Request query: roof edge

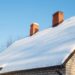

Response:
(0, 65), (64, 74)
(63, 49), (75, 65)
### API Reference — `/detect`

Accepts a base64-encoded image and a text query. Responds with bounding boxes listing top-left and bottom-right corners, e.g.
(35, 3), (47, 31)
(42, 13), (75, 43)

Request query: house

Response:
(0, 11), (75, 75)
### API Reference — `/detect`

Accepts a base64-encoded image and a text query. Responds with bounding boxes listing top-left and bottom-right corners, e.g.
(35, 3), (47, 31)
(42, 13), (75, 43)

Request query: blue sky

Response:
(0, 0), (75, 50)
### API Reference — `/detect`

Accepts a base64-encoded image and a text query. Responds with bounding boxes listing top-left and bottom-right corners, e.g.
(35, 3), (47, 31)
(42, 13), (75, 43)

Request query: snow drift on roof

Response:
(0, 16), (75, 73)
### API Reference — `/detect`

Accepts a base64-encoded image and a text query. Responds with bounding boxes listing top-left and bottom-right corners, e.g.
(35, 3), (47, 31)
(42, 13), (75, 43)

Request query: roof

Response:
(0, 16), (75, 73)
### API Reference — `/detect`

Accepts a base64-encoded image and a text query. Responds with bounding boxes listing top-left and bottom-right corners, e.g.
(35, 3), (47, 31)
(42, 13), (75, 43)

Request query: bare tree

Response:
(6, 38), (13, 48)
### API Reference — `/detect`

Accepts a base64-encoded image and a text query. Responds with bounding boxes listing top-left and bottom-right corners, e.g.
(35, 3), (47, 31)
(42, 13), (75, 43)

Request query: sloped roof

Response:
(0, 17), (75, 73)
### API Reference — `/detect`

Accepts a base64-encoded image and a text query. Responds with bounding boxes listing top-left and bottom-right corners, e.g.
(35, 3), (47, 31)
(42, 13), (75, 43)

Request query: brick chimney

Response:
(30, 23), (39, 36)
(52, 11), (64, 27)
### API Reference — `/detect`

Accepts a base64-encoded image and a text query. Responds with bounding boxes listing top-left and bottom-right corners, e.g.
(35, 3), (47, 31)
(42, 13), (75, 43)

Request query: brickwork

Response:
(66, 51), (75, 75)
(52, 11), (64, 27)
(30, 23), (39, 36)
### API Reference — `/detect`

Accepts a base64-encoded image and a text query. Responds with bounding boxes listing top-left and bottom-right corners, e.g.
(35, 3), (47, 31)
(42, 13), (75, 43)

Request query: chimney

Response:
(30, 23), (39, 36)
(52, 11), (64, 27)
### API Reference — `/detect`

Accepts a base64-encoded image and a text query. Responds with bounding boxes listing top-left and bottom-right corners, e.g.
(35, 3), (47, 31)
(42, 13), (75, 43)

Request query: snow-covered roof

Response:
(0, 16), (75, 73)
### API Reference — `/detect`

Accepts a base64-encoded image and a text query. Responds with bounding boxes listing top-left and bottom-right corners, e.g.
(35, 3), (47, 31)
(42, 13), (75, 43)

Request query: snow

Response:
(31, 22), (39, 25)
(0, 16), (75, 73)
(0, 64), (6, 68)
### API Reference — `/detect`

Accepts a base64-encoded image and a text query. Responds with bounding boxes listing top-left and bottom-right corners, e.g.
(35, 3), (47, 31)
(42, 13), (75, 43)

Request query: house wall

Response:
(66, 52), (75, 75)
(0, 67), (65, 75)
